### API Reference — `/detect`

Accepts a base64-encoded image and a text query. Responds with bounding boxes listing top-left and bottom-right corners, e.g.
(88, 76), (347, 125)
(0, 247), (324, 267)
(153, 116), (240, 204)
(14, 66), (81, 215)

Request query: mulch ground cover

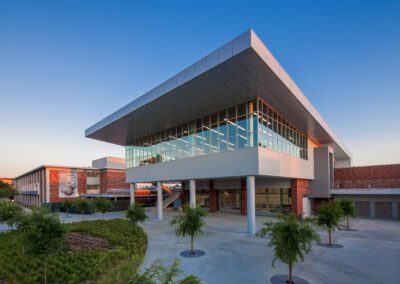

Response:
(66, 232), (114, 251)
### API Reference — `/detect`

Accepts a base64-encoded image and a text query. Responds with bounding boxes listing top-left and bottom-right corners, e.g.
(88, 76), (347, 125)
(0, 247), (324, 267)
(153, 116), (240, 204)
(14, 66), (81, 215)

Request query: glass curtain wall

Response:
(126, 102), (257, 168)
(126, 98), (308, 169)
(257, 99), (308, 159)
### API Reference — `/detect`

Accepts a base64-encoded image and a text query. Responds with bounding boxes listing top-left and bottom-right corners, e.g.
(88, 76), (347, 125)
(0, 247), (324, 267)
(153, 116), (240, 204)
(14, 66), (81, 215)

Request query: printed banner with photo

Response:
(59, 171), (78, 198)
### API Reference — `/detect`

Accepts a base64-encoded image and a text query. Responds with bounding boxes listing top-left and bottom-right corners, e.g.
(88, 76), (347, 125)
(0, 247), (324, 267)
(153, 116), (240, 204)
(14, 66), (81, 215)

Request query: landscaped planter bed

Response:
(0, 219), (147, 283)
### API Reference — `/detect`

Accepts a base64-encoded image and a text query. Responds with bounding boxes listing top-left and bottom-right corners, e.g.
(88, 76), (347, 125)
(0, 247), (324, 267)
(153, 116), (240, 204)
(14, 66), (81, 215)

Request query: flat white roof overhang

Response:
(85, 30), (351, 161)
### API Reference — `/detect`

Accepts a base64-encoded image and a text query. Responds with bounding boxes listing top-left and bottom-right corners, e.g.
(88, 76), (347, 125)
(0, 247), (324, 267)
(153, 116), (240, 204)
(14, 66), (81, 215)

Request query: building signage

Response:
(59, 171), (78, 198)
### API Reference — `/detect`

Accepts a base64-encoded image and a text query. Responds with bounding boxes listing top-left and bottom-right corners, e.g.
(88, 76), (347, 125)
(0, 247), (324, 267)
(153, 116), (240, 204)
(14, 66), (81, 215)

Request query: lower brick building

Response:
(14, 157), (129, 206)
(331, 164), (400, 219)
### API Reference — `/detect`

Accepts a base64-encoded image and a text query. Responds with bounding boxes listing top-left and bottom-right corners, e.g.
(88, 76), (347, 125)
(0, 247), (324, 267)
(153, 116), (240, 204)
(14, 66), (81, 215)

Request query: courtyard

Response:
(141, 211), (400, 284)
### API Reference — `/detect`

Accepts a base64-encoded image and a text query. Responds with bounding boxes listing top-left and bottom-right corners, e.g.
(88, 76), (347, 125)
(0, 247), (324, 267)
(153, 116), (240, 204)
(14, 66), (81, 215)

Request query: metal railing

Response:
(333, 179), (400, 189)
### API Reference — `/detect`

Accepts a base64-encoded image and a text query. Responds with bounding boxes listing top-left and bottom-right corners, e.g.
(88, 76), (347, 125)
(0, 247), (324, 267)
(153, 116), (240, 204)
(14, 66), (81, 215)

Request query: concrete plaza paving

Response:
(1, 209), (399, 283)
(141, 211), (400, 284)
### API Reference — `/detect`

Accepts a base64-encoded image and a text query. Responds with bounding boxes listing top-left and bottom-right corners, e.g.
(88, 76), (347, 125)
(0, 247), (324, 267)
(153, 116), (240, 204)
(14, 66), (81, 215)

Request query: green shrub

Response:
(126, 203), (148, 226)
(60, 199), (74, 217)
(94, 198), (113, 214)
(0, 200), (24, 229)
(73, 198), (95, 215)
(0, 181), (18, 200)
(130, 258), (202, 284)
(0, 219), (148, 284)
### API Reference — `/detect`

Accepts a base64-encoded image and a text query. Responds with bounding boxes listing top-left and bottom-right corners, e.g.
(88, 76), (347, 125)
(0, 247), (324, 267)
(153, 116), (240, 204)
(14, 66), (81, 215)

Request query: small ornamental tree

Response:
(317, 201), (343, 246)
(170, 205), (206, 254)
(94, 198), (112, 214)
(74, 198), (92, 218)
(0, 200), (23, 230)
(258, 214), (320, 284)
(339, 199), (355, 230)
(61, 199), (73, 218)
(126, 202), (148, 229)
(20, 208), (67, 284)
(0, 181), (19, 200)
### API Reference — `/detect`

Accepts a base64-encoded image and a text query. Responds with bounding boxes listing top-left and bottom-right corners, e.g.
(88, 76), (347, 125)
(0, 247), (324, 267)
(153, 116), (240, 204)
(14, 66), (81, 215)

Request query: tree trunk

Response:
(346, 215), (349, 230)
(288, 262), (293, 284)
(190, 235), (194, 254)
(44, 258), (47, 284)
(328, 227), (332, 246)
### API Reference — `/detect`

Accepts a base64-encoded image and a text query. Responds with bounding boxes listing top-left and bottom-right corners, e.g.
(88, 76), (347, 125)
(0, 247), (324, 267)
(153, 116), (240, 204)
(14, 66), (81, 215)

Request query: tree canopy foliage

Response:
(170, 206), (206, 253)
(317, 201), (343, 245)
(258, 213), (320, 284)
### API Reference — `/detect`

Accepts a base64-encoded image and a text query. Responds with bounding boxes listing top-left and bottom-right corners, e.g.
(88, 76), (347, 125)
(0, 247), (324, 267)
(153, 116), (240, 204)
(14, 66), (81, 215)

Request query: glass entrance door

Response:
(218, 189), (241, 213)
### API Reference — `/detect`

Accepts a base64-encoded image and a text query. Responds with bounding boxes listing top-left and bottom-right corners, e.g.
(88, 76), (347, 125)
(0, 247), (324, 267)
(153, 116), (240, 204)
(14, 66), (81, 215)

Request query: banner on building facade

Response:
(59, 171), (78, 198)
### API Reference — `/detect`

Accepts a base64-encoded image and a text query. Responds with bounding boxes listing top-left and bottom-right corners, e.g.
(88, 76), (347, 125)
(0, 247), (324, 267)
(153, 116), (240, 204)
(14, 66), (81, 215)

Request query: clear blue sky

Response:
(1, 0), (399, 177)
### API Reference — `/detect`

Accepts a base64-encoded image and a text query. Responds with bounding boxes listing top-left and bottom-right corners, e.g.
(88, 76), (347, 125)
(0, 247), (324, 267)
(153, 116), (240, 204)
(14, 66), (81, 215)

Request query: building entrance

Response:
(218, 189), (241, 213)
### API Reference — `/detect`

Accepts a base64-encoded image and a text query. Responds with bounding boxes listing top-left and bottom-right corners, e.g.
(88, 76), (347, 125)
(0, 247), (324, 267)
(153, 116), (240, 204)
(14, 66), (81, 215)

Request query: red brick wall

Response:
(334, 164), (400, 189)
(241, 177), (247, 215)
(181, 182), (189, 206)
(311, 198), (331, 214)
(291, 179), (310, 217)
(49, 169), (86, 203)
(209, 180), (217, 212)
(100, 169), (129, 192)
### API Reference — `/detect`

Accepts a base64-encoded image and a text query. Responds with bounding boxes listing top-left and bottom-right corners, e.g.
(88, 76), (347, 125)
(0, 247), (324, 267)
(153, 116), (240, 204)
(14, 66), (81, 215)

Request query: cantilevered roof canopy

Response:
(85, 30), (351, 160)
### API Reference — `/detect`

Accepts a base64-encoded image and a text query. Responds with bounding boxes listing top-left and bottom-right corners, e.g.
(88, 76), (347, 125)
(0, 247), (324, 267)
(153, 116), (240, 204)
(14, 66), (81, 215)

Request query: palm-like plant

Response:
(317, 201), (343, 246)
(258, 213), (320, 284)
(339, 199), (355, 230)
(170, 205), (206, 254)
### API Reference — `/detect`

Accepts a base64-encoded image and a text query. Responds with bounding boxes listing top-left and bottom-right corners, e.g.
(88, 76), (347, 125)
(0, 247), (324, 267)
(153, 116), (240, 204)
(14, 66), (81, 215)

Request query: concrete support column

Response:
(392, 201), (398, 219)
(157, 181), (163, 220)
(370, 201), (375, 218)
(189, 179), (196, 208)
(247, 176), (256, 235)
(130, 183), (136, 205)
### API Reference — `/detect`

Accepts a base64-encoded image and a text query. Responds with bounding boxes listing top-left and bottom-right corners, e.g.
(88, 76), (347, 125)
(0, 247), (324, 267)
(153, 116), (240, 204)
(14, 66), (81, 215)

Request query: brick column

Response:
(209, 180), (217, 212)
(291, 179), (310, 217)
(241, 177), (247, 215)
(181, 181), (188, 206)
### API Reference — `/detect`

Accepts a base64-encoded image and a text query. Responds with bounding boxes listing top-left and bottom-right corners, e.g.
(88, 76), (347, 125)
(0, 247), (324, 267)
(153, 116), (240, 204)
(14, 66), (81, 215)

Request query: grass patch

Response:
(0, 219), (147, 283)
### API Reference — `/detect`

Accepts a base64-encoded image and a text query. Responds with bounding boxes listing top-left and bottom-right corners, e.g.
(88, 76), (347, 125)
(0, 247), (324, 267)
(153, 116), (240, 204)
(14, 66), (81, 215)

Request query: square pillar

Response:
(392, 201), (398, 219)
(181, 181), (188, 206)
(209, 180), (217, 212)
(370, 201), (375, 218)
(241, 177), (247, 215)
(130, 183), (136, 205)
(189, 179), (196, 208)
(247, 176), (256, 235)
(157, 181), (163, 220)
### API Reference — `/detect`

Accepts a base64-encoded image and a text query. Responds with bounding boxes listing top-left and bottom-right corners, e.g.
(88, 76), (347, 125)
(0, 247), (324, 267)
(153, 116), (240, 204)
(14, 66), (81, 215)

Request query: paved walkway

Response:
(141, 211), (400, 284)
